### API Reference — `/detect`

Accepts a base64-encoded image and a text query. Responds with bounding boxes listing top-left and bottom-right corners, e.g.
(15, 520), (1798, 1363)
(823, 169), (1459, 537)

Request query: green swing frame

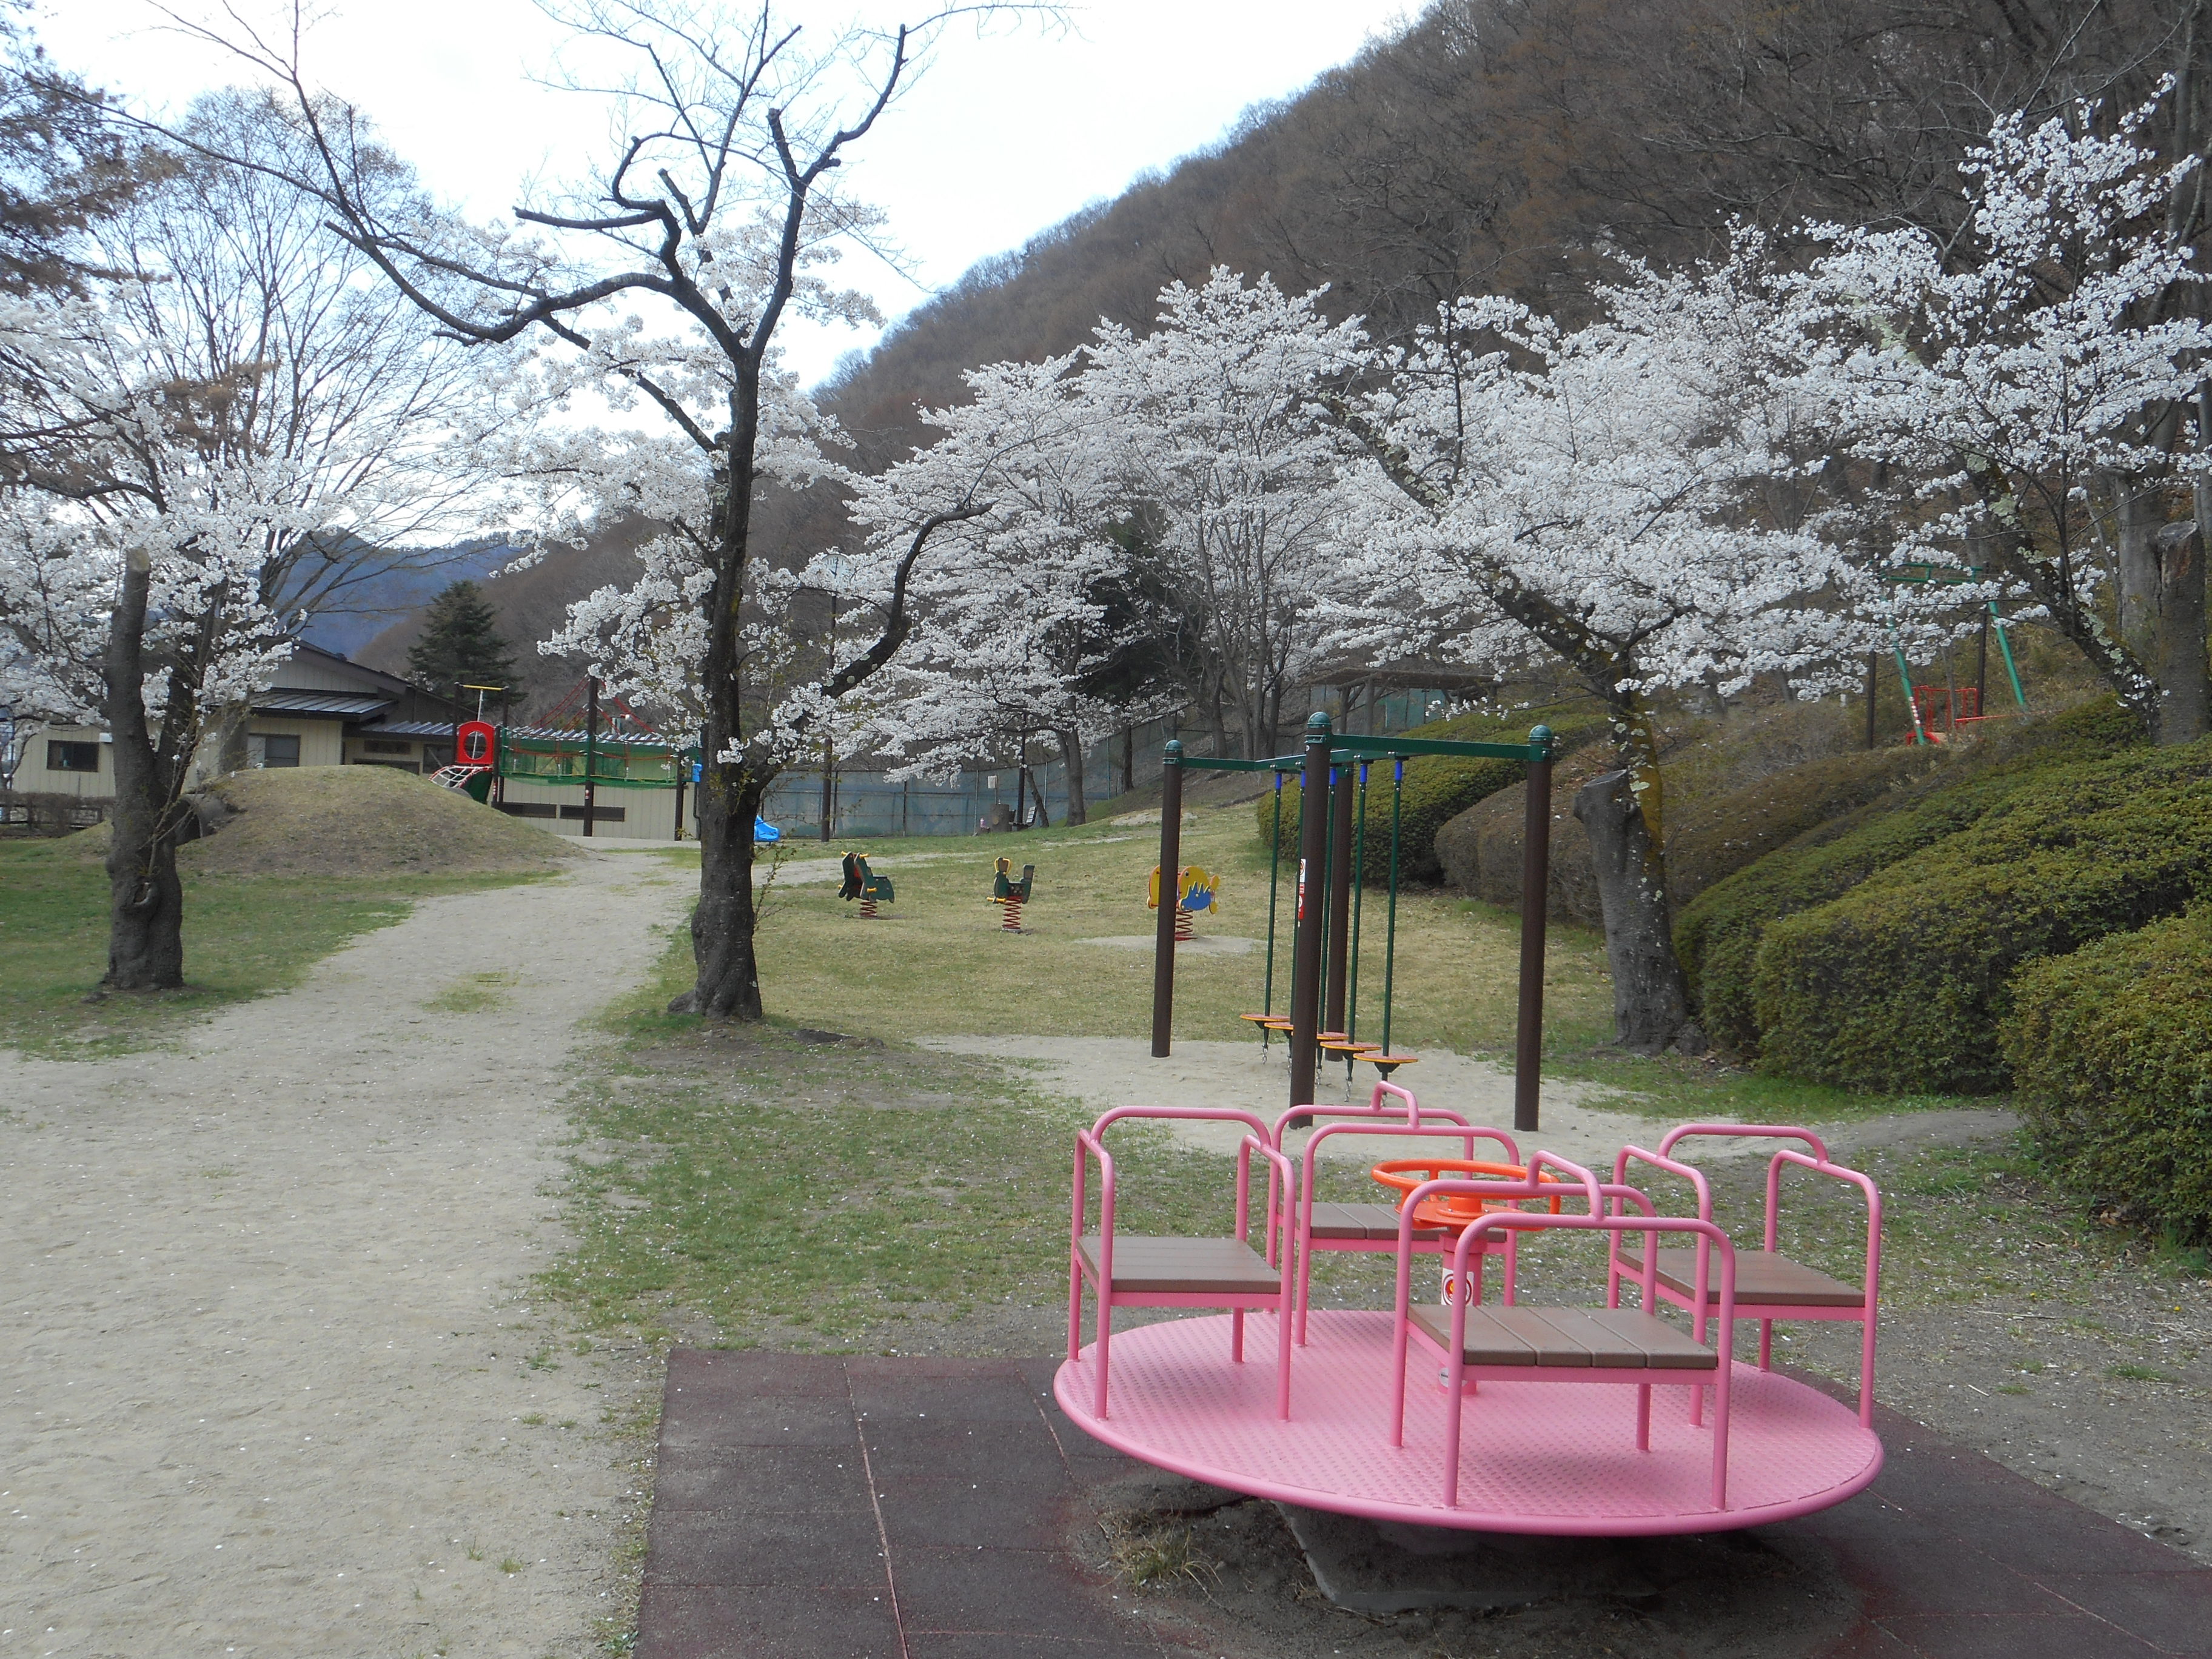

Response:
(1148, 712), (1558, 1131)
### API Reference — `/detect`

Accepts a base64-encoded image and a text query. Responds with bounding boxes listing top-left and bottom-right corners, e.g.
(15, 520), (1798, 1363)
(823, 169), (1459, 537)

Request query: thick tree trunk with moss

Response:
(1575, 691), (1700, 1054)
(101, 555), (186, 992)
(1574, 769), (1693, 1053)
(2153, 521), (2209, 745)
(675, 761), (769, 1019)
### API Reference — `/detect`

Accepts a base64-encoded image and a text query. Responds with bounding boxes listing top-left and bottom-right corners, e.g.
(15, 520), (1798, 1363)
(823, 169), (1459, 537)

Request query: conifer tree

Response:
(406, 581), (521, 700)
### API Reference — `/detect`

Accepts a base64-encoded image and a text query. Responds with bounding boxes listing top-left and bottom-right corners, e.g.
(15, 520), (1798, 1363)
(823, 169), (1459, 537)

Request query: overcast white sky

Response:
(36, 1), (1413, 384)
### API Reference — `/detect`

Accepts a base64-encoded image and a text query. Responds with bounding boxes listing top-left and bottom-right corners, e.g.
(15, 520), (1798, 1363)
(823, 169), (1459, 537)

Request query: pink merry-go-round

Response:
(1055, 1088), (1885, 1536)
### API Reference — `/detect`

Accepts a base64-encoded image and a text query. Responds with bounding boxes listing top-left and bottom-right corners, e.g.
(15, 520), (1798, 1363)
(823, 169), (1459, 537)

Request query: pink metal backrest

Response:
(1272, 1079), (1470, 1145)
(1658, 1122), (1829, 1163)
(1296, 1119), (1521, 1232)
(1636, 1127), (1885, 1427)
(1383, 1155), (1740, 1509)
(1641, 1125), (1880, 1307)
(1072, 1106), (1287, 1298)
(1275, 1119), (1521, 1344)
(1614, 1144), (1717, 1339)
(1769, 1147), (1883, 1315)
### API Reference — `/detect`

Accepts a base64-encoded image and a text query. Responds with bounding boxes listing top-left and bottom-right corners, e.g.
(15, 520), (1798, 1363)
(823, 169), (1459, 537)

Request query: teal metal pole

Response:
(1891, 630), (1928, 745)
(1381, 757), (1403, 1057)
(1347, 760), (1368, 1064)
(1319, 763), (1337, 1023)
(1992, 604), (2028, 709)
(1262, 770), (1284, 1044)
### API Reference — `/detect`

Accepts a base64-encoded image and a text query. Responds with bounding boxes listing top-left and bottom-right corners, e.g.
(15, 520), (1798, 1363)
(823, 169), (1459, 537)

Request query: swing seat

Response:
(1367, 1053), (1419, 1076)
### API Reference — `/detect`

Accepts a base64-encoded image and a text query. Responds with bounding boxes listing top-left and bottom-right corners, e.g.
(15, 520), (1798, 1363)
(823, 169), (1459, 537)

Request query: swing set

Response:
(1149, 711), (1558, 1130)
(1878, 563), (2029, 744)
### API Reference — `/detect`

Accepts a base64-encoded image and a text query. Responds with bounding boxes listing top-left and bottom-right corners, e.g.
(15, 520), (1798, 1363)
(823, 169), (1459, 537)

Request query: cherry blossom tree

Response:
(848, 355), (1162, 822)
(159, 1), (1051, 1020)
(1799, 91), (2212, 742)
(1085, 270), (1367, 759)
(0, 103), (522, 990)
(0, 292), (317, 987)
(1329, 244), (1867, 1051)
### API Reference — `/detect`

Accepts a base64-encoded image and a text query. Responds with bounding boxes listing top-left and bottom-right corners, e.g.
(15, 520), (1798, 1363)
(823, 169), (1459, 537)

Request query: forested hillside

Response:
(811, 0), (2191, 470)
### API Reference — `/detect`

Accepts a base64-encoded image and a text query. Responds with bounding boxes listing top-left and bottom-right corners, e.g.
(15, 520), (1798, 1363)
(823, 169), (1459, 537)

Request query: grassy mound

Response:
(1676, 696), (2147, 1058)
(189, 766), (578, 876)
(1432, 740), (1618, 923)
(1749, 735), (2212, 1093)
(1664, 744), (1941, 910)
(1434, 699), (1887, 925)
(65, 766), (579, 877)
(2004, 907), (2212, 1245)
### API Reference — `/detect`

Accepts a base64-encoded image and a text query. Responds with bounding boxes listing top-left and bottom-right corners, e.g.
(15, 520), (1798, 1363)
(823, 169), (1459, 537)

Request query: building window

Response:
(260, 734), (301, 768)
(48, 740), (101, 773)
(361, 739), (414, 756)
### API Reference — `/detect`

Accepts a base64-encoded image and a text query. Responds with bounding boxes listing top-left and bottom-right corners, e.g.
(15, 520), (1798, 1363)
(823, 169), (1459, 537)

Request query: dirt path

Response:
(920, 1034), (1660, 1169)
(0, 851), (690, 1659)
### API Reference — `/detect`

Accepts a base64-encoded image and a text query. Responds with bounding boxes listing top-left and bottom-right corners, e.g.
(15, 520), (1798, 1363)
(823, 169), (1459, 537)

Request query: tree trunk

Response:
(2114, 473), (2162, 658)
(212, 705), (251, 777)
(2154, 520), (2210, 744)
(1058, 726), (1087, 825)
(674, 766), (768, 1019)
(1574, 768), (1696, 1054)
(101, 555), (186, 992)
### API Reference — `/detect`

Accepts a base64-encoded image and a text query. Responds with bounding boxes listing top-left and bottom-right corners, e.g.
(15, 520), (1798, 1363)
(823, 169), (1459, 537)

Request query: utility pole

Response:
(583, 675), (598, 837)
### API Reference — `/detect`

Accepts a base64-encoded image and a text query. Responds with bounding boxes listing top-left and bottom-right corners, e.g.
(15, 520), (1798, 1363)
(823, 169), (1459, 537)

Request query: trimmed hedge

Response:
(2002, 908), (2212, 1246)
(1256, 707), (1602, 885)
(1432, 741), (1618, 923)
(1748, 737), (2212, 1093)
(1675, 695), (2147, 1058)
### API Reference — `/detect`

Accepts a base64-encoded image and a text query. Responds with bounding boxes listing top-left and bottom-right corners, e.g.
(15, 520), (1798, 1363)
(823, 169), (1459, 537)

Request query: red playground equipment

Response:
(1059, 1093), (1885, 1536)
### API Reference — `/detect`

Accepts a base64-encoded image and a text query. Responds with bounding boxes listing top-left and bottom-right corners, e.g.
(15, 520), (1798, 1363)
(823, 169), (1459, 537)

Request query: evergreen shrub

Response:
(1675, 695), (2145, 1057)
(1748, 738), (2212, 1093)
(2002, 908), (2212, 1246)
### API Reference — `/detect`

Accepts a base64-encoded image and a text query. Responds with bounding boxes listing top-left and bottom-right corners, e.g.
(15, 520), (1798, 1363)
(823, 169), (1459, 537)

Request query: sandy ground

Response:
(0, 851), (691, 1659)
(921, 1033), (1665, 1170)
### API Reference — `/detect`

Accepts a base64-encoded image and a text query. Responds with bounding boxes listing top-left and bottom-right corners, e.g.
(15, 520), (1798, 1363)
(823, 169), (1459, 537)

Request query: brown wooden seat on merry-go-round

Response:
(1304, 1200), (1444, 1242)
(1407, 1304), (1720, 1370)
(1614, 1245), (1863, 1307)
(1073, 1235), (1283, 1296)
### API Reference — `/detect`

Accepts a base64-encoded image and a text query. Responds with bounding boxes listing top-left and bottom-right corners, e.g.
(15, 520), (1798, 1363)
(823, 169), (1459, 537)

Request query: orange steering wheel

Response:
(1369, 1158), (1565, 1231)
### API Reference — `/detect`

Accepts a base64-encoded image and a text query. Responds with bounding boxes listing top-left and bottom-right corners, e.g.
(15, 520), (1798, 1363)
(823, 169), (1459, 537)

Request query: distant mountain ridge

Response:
(300, 541), (518, 659)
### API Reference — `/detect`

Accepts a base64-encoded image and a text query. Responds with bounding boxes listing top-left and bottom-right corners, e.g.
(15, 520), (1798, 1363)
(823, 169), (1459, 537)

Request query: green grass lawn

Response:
(0, 835), (551, 1057)
(714, 805), (1615, 1053)
(542, 809), (1995, 1352)
(679, 806), (1973, 1122)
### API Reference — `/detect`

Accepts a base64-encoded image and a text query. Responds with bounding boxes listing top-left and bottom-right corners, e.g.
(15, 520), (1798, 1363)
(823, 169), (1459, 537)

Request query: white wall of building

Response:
(495, 777), (683, 842)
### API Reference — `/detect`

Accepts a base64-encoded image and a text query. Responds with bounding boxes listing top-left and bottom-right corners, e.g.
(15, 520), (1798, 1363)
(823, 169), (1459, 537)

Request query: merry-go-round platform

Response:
(1054, 1309), (1883, 1537)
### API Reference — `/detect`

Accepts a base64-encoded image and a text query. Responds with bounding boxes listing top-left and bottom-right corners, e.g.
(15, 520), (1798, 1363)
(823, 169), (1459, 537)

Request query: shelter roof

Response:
(252, 689), (393, 718)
